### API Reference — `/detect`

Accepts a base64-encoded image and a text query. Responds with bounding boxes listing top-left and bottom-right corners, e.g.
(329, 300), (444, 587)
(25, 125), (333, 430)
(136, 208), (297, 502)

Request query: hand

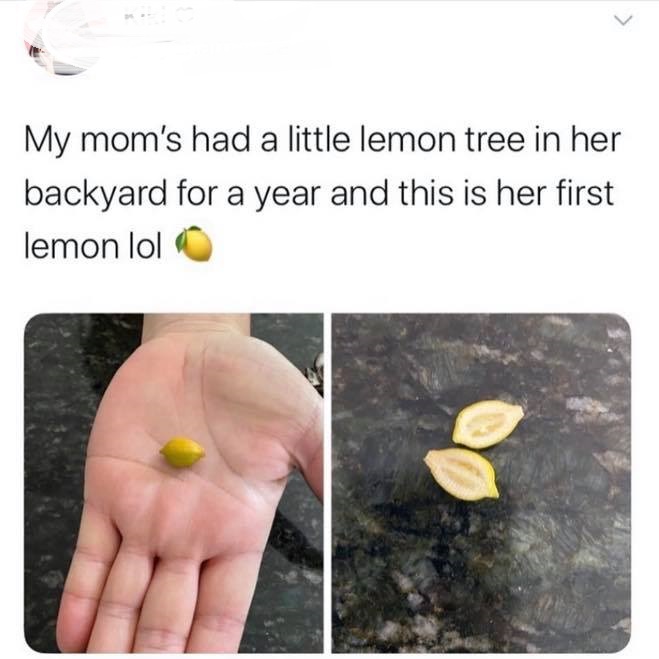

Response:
(56, 322), (322, 653)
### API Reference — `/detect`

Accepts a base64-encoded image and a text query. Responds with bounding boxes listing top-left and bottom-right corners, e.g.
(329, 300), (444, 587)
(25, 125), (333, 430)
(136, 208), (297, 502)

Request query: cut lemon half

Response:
(452, 400), (524, 449)
(424, 448), (499, 501)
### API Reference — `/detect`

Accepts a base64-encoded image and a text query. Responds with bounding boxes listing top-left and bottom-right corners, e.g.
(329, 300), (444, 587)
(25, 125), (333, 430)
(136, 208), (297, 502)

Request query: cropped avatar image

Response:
(332, 314), (630, 653)
(24, 1), (99, 75)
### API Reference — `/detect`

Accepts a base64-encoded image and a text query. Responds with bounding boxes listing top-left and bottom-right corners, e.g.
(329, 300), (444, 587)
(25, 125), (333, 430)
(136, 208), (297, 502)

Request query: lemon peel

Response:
(452, 400), (524, 449)
(424, 448), (499, 501)
(160, 437), (206, 468)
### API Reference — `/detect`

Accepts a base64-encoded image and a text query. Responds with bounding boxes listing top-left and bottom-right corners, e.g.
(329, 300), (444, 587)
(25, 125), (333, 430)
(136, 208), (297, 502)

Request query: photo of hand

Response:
(25, 314), (323, 653)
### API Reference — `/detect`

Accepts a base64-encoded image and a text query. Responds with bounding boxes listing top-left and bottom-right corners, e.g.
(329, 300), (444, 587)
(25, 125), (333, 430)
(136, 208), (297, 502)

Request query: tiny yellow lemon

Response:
(160, 437), (206, 468)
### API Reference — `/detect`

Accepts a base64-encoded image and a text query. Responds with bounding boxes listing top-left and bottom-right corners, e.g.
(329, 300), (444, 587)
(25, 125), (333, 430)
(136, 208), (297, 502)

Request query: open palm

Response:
(56, 329), (322, 653)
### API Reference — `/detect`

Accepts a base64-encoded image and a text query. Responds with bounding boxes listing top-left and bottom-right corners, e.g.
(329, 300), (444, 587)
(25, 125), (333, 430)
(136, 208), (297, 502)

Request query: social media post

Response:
(2, 0), (657, 656)
(6, 1), (656, 309)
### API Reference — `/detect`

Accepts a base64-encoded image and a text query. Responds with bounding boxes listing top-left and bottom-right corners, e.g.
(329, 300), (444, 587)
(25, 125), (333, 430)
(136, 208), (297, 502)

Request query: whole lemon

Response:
(176, 226), (212, 261)
(160, 437), (206, 468)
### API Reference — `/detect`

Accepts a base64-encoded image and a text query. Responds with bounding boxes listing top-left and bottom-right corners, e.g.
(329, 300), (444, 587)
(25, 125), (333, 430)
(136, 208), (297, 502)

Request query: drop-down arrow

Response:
(614, 14), (633, 26)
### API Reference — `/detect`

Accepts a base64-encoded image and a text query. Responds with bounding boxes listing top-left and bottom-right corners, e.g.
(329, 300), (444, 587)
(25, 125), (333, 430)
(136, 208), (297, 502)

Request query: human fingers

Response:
(56, 504), (120, 652)
(86, 545), (154, 651)
(132, 557), (200, 652)
(185, 552), (263, 653)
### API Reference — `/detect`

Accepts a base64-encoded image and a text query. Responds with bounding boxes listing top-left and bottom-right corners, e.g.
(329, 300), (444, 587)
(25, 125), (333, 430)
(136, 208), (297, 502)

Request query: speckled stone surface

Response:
(24, 314), (322, 653)
(332, 314), (630, 653)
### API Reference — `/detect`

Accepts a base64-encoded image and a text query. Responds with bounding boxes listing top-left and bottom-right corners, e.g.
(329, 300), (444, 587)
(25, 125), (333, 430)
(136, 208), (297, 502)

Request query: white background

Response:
(2, 1), (657, 656)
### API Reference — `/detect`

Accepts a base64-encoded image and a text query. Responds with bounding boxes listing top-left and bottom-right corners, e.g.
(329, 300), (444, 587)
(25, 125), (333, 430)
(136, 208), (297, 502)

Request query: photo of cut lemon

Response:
(452, 400), (524, 449)
(332, 314), (630, 653)
(424, 448), (499, 501)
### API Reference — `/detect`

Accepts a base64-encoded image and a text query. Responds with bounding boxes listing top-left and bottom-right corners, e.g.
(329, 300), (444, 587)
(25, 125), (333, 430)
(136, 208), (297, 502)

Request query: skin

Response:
(56, 315), (322, 653)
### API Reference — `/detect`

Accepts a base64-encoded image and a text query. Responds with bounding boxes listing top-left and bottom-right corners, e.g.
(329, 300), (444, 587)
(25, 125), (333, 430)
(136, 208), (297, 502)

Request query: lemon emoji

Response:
(176, 226), (212, 262)
(160, 436), (206, 468)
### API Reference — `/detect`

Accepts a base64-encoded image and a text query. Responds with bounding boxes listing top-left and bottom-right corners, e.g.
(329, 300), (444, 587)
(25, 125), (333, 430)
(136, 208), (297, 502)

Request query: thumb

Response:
(294, 393), (323, 501)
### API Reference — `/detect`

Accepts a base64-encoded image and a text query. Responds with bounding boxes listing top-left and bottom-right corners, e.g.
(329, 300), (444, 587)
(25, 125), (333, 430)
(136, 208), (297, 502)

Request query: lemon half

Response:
(452, 400), (524, 449)
(424, 448), (499, 501)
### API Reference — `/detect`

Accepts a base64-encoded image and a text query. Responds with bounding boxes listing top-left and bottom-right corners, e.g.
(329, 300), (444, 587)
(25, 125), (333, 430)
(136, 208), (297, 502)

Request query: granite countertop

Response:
(332, 314), (630, 653)
(24, 314), (323, 653)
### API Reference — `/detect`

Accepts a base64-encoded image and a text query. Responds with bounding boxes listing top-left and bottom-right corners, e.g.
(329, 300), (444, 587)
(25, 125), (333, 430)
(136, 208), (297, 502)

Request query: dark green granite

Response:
(332, 314), (630, 653)
(24, 314), (322, 653)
